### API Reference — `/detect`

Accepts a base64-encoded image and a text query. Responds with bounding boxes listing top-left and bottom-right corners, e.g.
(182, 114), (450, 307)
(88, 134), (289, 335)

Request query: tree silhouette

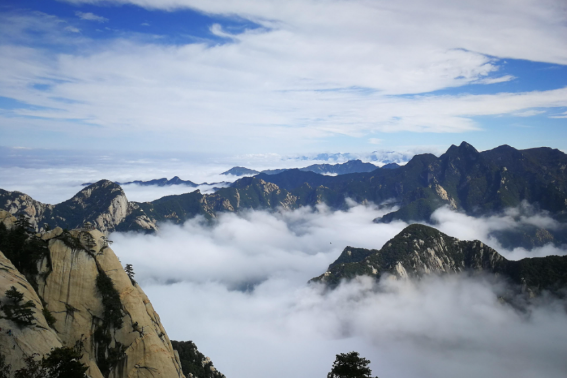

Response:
(124, 264), (136, 285)
(2, 286), (36, 327)
(327, 351), (378, 378)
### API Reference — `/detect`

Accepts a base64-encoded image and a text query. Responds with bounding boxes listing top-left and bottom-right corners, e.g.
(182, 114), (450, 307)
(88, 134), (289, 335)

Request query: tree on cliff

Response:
(1, 347), (87, 378)
(1, 286), (36, 327)
(124, 264), (136, 285)
(327, 351), (378, 378)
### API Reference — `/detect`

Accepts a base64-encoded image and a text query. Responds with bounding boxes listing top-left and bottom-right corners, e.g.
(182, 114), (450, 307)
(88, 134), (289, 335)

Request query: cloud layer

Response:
(109, 202), (567, 378)
(1, 1), (566, 153)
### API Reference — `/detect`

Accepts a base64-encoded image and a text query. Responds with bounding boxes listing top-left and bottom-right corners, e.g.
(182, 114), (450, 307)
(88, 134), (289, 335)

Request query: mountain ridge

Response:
(1, 142), (566, 249)
(310, 223), (567, 296)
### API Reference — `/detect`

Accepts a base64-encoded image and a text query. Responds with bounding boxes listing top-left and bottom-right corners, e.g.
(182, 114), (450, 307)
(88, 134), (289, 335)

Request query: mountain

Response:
(381, 162), (400, 169)
(257, 142), (567, 219)
(119, 176), (199, 187)
(299, 159), (378, 175)
(0, 179), (299, 233)
(222, 159), (380, 177)
(0, 180), (139, 234)
(253, 142), (567, 246)
(82, 176), (200, 187)
(0, 210), (201, 377)
(1, 143), (566, 245)
(221, 167), (260, 176)
(311, 224), (567, 296)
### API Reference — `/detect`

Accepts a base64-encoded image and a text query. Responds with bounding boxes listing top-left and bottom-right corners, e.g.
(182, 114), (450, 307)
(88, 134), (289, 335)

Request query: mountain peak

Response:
(442, 141), (480, 162)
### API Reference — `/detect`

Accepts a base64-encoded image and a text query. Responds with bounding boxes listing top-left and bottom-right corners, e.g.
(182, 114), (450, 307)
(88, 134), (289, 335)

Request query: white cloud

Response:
(513, 109), (546, 117)
(106, 202), (567, 378)
(550, 111), (567, 119)
(477, 75), (516, 84)
(429, 204), (567, 259)
(75, 11), (108, 23)
(1, 2), (566, 152)
(64, 26), (81, 33)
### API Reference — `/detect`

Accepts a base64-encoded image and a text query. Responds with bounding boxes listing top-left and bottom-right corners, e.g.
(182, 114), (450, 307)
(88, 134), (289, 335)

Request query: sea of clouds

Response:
(110, 203), (567, 378)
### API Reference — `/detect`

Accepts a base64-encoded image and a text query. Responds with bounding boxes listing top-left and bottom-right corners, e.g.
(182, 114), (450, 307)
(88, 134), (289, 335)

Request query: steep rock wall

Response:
(0, 221), (185, 378)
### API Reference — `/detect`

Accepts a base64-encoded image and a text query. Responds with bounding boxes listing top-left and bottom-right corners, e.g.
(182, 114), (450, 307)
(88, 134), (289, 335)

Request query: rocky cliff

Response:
(0, 178), (299, 234)
(311, 224), (567, 295)
(0, 211), (185, 377)
(0, 181), (153, 234)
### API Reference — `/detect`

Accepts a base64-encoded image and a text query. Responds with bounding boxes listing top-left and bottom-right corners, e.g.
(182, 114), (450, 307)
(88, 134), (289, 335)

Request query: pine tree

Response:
(327, 351), (378, 378)
(2, 286), (36, 327)
(124, 264), (136, 285)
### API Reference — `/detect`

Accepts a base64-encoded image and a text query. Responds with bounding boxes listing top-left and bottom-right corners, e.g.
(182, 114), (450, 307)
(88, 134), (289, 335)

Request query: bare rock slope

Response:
(0, 211), (185, 377)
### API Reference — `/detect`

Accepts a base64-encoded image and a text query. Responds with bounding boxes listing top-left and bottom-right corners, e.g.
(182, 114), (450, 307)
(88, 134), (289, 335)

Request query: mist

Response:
(110, 202), (567, 378)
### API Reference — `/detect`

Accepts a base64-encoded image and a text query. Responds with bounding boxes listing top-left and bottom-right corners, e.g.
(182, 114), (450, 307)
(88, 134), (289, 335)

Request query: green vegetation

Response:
(56, 230), (98, 256)
(94, 270), (125, 377)
(56, 230), (84, 251)
(0, 347), (88, 378)
(42, 307), (57, 328)
(171, 340), (225, 378)
(0, 218), (49, 288)
(327, 351), (378, 378)
(124, 264), (136, 285)
(95, 271), (123, 329)
(0, 286), (36, 327)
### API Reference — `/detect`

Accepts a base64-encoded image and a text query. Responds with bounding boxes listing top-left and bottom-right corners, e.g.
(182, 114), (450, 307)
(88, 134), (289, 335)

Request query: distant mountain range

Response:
(221, 159), (396, 176)
(82, 175), (229, 187)
(311, 224), (567, 297)
(297, 150), (414, 164)
(81, 159), (390, 187)
(1, 142), (566, 248)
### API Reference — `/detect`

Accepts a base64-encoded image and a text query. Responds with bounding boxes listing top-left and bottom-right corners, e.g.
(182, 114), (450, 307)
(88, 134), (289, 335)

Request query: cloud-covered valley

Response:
(109, 202), (567, 378)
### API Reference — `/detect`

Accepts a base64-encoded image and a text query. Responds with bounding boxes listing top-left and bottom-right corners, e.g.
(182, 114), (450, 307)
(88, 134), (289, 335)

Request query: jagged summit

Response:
(311, 224), (567, 294)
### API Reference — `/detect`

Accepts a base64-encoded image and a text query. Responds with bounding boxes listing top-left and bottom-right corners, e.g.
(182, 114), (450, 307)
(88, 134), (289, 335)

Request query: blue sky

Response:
(1, 0), (566, 157)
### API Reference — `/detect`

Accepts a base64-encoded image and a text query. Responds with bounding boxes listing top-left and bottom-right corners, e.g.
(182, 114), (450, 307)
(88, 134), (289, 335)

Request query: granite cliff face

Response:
(0, 211), (185, 377)
(311, 224), (567, 295)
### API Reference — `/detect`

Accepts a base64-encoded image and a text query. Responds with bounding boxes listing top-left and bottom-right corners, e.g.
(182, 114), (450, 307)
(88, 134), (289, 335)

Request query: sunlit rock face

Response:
(0, 180), (139, 234)
(0, 222), (185, 378)
(0, 250), (62, 373)
(311, 224), (567, 296)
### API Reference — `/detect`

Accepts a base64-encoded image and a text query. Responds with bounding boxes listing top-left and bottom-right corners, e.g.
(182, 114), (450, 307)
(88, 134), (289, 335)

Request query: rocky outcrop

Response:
(0, 223), (185, 378)
(0, 250), (62, 373)
(0, 178), (301, 233)
(311, 224), (567, 294)
(0, 211), (16, 230)
(0, 181), (155, 234)
(0, 194), (53, 231)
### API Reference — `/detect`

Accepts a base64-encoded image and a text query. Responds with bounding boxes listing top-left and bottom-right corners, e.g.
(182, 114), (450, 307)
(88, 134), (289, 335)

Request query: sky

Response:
(0, 0), (566, 156)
